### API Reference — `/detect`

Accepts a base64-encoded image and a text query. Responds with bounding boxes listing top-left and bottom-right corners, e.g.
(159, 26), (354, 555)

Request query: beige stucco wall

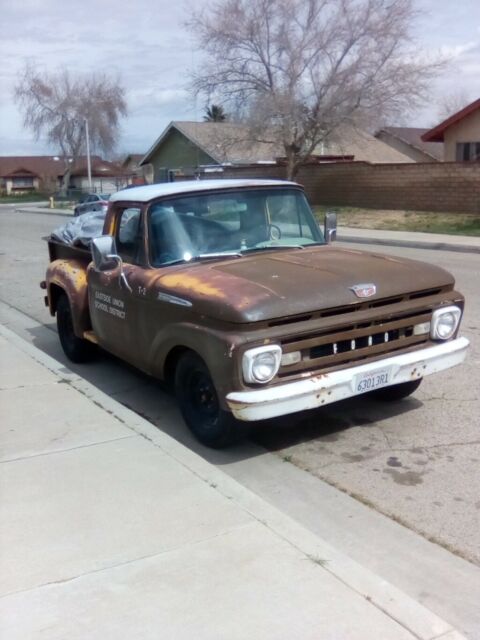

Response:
(71, 176), (131, 192)
(444, 108), (480, 161)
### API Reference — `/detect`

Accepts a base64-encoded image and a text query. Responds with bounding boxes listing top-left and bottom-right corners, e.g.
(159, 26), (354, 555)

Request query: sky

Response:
(1, 0), (479, 157)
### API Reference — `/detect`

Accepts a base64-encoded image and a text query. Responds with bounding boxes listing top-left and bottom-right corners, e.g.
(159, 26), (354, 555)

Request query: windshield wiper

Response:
(242, 244), (306, 253)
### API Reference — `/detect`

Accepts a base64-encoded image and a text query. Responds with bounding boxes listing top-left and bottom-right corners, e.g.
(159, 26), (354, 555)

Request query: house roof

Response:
(422, 98), (480, 142)
(141, 121), (281, 166)
(122, 153), (144, 164)
(141, 121), (411, 167)
(3, 167), (38, 179)
(321, 125), (411, 163)
(0, 155), (102, 178)
(0, 156), (63, 178)
(70, 158), (132, 178)
(375, 127), (443, 161)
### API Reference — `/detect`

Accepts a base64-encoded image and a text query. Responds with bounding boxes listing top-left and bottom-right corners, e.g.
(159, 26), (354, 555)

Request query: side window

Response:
(116, 207), (143, 264)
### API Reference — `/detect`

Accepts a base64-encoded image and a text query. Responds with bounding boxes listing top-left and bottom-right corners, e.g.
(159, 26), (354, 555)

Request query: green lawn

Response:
(313, 206), (480, 237)
(0, 193), (50, 203)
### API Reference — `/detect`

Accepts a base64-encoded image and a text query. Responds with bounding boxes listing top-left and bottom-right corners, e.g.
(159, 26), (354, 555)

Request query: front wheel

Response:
(56, 294), (95, 363)
(174, 352), (246, 448)
(371, 378), (422, 401)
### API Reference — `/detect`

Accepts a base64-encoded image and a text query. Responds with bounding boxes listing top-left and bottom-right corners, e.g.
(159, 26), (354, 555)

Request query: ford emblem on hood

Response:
(350, 283), (377, 298)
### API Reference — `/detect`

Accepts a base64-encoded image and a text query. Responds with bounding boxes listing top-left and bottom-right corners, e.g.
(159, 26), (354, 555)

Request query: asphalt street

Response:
(1, 206), (479, 636)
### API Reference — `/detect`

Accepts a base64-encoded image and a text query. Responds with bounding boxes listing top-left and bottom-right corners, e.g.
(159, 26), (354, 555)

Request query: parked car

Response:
(43, 179), (469, 448)
(73, 193), (110, 217)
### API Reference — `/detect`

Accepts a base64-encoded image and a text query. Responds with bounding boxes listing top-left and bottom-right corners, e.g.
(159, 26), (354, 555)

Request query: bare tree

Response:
(188, 0), (443, 178)
(14, 65), (127, 192)
(437, 90), (470, 122)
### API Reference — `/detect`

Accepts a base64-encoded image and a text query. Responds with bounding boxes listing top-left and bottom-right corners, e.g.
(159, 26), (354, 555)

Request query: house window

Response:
(12, 176), (34, 188)
(456, 142), (480, 161)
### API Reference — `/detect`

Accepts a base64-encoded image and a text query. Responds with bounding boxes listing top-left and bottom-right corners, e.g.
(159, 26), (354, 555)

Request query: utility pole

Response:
(84, 118), (92, 191)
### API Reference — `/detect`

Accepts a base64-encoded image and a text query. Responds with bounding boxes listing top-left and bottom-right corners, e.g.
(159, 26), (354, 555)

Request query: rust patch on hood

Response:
(159, 273), (226, 299)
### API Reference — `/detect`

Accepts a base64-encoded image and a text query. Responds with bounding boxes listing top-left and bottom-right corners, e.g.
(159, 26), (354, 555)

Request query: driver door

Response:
(88, 205), (144, 363)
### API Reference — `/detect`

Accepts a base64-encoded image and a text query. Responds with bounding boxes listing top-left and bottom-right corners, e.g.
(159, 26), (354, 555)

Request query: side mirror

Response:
(91, 235), (120, 271)
(324, 211), (337, 243)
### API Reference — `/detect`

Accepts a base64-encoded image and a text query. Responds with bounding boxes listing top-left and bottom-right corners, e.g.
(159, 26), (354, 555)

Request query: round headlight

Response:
(242, 345), (282, 384)
(252, 351), (278, 382)
(431, 305), (461, 341)
(436, 312), (457, 339)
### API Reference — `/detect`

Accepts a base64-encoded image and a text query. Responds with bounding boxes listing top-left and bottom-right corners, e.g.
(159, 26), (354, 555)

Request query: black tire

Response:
(174, 351), (246, 448)
(371, 378), (422, 401)
(56, 294), (95, 363)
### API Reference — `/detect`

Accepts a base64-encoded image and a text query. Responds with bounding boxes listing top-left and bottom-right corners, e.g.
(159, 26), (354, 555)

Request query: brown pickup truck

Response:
(42, 179), (469, 447)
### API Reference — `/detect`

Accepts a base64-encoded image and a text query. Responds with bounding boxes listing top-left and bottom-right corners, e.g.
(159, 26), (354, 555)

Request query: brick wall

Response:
(215, 162), (480, 214)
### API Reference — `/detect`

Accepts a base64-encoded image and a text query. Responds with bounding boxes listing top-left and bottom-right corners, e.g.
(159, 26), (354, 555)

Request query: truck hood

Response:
(155, 246), (454, 323)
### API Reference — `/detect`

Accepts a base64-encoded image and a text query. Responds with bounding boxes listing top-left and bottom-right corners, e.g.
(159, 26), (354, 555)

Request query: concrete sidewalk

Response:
(337, 226), (480, 253)
(0, 324), (466, 639)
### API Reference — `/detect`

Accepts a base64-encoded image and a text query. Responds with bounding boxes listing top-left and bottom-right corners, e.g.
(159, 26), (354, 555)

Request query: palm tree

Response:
(203, 104), (227, 122)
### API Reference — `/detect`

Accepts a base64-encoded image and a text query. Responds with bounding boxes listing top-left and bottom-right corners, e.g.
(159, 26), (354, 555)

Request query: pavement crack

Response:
(0, 435), (138, 464)
(0, 522), (255, 600)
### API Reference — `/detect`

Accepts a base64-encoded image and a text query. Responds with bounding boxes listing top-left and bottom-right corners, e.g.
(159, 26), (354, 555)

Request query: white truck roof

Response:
(109, 179), (299, 203)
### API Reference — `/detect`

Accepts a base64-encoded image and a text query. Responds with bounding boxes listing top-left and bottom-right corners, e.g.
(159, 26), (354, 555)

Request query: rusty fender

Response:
(46, 259), (91, 337)
(148, 322), (246, 405)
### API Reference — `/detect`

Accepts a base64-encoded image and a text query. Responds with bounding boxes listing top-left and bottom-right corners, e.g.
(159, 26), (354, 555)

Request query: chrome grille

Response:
(277, 310), (431, 379)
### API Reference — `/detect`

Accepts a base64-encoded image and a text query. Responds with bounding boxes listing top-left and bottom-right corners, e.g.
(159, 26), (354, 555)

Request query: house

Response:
(375, 127), (443, 162)
(121, 154), (152, 185)
(0, 155), (103, 195)
(422, 98), (480, 161)
(69, 158), (133, 192)
(0, 156), (67, 194)
(140, 121), (411, 182)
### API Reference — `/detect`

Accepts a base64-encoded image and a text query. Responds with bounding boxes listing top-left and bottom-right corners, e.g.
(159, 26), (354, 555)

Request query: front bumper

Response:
(226, 337), (469, 421)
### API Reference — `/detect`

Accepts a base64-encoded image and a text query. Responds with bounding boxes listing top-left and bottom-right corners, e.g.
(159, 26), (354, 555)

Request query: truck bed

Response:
(46, 237), (91, 264)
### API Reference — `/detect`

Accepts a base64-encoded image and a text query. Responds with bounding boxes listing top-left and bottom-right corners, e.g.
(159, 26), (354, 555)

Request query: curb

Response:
(337, 234), (480, 254)
(0, 321), (468, 640)
(15, 207), (73, 218)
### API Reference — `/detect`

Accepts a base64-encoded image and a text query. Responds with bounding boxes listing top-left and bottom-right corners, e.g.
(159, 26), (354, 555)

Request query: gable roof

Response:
(375, 127), (443, 160)
(422, 98), (480, 142)
(141, 121), (282, 166)
(323, 125), (411, 163)
(141, 121), (411, 167)
(3, 166), (39, 178)
(122, 153), (144, 167)
(0, 155), (103, 179)
(70, 158), (132, 178)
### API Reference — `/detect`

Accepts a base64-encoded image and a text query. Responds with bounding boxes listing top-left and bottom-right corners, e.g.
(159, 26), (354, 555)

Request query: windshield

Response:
(148, 188), (324, 267)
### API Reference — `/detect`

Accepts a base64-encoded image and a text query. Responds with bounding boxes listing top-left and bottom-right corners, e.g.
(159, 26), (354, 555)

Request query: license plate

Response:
(355, 367), (392, 394)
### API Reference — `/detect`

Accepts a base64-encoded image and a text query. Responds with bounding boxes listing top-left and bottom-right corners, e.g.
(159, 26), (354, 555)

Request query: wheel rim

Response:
(59, 301), (76, 352)
(187, 370), (219, 428)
